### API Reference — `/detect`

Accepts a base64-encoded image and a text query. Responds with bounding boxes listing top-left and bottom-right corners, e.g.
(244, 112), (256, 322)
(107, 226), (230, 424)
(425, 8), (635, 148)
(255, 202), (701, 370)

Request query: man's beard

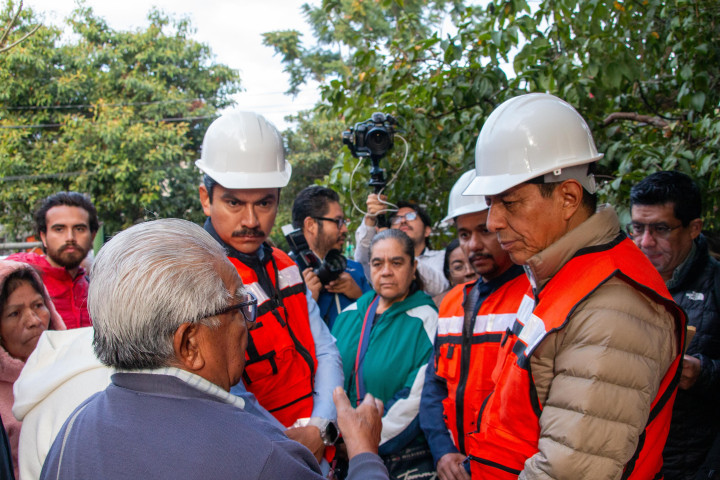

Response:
(47, 243), (89, 270)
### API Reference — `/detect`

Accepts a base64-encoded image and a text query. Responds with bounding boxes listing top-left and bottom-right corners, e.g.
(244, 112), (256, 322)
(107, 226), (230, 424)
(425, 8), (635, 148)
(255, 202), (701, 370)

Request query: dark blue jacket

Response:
(317, 259), (371, 329)
(663, 235), (720, 480)
(40, 372), (387, 480)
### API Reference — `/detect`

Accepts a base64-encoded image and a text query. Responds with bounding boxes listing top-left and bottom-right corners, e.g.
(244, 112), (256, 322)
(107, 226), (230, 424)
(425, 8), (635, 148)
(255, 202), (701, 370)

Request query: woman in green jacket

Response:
(332, 229), (438, 479)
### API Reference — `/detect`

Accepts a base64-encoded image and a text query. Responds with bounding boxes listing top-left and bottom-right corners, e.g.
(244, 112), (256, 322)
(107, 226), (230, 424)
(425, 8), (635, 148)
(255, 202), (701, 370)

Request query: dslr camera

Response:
(342, 112), (396, 161)
(282, 224), (347, 285)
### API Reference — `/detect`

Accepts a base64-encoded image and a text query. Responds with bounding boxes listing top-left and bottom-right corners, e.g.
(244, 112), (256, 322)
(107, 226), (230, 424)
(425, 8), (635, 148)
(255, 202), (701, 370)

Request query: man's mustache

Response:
(469, 252), (492, 262)
(232, 228), (265, 238)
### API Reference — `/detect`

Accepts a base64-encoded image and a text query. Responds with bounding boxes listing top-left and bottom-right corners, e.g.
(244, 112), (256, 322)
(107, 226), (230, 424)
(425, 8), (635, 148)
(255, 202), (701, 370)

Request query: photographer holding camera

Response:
(291, 186), (371, 329)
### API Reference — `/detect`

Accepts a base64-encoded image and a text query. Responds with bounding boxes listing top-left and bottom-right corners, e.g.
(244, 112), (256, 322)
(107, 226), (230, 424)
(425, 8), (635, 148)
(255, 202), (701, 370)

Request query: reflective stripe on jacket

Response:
(229, 248), (318, 427)
(468, 236), (685, 479)
(435, 271), (528, 454)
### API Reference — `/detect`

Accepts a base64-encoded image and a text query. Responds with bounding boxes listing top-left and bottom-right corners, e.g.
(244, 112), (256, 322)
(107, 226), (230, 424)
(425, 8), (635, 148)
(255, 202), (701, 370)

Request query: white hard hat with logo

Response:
(442, 169), (488, 224)
(464, 93), (602, 197)
(196, 111), (292, 189)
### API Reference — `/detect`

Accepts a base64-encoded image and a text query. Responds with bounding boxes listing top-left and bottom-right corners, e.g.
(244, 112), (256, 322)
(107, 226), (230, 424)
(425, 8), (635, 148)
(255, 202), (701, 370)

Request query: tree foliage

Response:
(266, 0), (720, 234)
(0, 2), (240, 238)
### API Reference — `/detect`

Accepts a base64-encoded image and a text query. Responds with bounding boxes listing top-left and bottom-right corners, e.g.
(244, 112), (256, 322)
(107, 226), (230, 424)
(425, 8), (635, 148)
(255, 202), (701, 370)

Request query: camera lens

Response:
(365, 127), (392, 156)
(315, 249), (347, 285)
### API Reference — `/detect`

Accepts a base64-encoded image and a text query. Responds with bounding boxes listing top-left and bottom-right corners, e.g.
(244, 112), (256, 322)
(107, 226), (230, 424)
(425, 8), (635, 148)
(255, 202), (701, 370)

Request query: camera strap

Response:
(353, 295), (380, 406)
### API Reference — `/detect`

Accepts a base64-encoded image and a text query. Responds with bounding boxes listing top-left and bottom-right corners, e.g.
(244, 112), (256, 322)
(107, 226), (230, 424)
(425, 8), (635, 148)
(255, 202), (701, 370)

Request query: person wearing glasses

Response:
(630, 171), (720, 480)
(196, 112), (343, 468)
(292, 186), (371, 329)
(39, 219), (390, 480)
(355, 196), (449, 298)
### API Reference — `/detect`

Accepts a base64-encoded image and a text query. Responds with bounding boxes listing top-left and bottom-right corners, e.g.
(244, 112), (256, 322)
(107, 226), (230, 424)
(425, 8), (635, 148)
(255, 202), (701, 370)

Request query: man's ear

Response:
(39, 231), (48, 249)
(423, 225), (432, 240)
(303, 216), (317, 237)
(688, 218), (703, 240)
(199, 185), (212, 217)
(173, 323), (205, 372)
(557, 180), (584, 221)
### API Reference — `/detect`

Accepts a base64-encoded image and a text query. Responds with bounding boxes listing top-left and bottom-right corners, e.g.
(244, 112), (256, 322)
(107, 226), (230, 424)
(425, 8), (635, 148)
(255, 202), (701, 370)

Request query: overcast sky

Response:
(23, 0), (321, 130)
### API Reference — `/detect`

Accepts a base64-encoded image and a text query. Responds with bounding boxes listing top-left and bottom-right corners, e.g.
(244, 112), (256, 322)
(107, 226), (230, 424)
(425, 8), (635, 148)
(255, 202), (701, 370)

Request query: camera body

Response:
(342, 112), (396, 161)
(282, 224), (347, 285)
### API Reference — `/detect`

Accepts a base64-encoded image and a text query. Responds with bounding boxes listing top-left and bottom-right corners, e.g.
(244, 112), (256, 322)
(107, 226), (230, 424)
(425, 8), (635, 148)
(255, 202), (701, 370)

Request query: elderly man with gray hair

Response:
(39, 219), (388, 480)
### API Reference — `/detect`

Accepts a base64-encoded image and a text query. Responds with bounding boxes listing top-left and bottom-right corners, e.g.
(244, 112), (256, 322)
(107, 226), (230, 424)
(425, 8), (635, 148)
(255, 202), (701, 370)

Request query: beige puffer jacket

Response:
(519, 206), (678, 480)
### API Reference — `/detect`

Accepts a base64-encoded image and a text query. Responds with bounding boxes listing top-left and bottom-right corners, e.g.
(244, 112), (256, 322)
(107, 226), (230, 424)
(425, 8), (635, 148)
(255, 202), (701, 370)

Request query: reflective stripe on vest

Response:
(228, 248), (318, 428)
(435, 273), (529, 454)
(468, 236), (685, 479)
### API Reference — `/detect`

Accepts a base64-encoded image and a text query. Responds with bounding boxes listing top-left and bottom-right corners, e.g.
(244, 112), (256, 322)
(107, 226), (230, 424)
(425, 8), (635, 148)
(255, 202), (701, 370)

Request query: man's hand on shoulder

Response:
(333, 386), (383, 459)
(303, 268), (322, 301)
(437, 453), (471, 480)
(326, 272), (363, 300)
(285, 425), (325, 463)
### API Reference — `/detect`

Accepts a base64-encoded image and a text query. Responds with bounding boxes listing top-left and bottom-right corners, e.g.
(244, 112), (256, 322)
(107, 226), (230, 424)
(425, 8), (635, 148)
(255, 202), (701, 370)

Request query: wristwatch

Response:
(294, 417), (340, 446)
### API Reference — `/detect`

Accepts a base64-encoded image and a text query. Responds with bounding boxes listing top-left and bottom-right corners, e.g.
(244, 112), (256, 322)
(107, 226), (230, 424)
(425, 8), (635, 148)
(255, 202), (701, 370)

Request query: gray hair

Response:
(90, 218), (235, 369)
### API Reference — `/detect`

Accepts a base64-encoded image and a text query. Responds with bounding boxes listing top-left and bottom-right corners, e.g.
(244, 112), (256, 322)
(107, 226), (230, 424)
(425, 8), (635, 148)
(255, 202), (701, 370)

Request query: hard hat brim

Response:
(195, 159), (292, 189)
(441, 202), (489, 224)
(463, 154), (603, 197)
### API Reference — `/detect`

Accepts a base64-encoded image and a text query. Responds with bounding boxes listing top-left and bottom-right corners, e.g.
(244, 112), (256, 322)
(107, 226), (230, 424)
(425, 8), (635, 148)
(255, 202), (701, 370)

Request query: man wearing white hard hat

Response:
(419, 170), (528, 480)
(462, 93), (686, 479)
(196, 111), (344, 465)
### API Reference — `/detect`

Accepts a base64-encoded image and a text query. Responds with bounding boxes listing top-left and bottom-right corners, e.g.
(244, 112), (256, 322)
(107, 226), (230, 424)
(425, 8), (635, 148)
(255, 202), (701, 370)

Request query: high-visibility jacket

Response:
(435, 269), (528, 455)
(229, 248), (318, 428)
(468, 237), (685, 479)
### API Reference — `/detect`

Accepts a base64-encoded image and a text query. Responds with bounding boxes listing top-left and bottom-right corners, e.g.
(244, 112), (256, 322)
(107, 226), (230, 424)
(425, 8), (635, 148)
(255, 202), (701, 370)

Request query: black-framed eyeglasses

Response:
(390, 211), (418, 225)
(626, 222), (682, 239)
(313, 216), (348, 229)
(206, 291), (258, 324)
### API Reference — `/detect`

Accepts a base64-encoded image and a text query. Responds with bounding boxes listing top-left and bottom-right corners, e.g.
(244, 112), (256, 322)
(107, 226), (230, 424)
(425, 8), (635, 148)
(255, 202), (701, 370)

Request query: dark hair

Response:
(442, 238), (462, 282)
(630, 171), (701, 226)
(0, 267), (46, 313)
(34, 192), (99, 236)
(370, 229), (425, 295)
(292, 186), (340, 229)
(203, 174), (218, 203)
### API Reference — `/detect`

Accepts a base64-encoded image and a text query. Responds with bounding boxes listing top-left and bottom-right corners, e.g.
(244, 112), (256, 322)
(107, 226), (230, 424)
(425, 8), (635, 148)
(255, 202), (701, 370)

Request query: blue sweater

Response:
(40, 371), (387, 480)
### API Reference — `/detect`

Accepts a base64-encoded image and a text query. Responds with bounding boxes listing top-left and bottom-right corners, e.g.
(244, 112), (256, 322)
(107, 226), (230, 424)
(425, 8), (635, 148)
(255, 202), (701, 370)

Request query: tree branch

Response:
(602, 112), (669, 128)
(0, 0), (40, 54)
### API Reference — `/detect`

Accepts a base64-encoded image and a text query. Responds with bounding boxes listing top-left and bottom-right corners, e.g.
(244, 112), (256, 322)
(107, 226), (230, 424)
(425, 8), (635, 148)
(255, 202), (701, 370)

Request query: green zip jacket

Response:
(332, 289), (438, 453)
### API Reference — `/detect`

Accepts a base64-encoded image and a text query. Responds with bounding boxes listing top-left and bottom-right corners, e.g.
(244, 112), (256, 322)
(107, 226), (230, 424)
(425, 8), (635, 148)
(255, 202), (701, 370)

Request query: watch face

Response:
(324, 422), (339, 445)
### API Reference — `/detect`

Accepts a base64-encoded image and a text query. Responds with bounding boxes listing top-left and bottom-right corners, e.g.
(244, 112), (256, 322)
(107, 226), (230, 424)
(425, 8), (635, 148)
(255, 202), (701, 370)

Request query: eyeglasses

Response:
(626, 222), (682, 239)
(390, 211), (418, 225)
(204, 291), (258, 324)
(313, 217), (348, 229)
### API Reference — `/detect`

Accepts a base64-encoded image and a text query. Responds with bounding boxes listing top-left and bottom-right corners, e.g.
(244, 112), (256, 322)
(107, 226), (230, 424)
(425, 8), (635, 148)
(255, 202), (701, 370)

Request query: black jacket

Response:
(662, 235), (720, 480)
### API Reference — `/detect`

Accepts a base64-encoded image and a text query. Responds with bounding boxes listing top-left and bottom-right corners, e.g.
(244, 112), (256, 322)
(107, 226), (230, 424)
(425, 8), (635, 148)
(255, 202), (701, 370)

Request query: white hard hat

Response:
(195, 111), (291, 189)
(442, 169), (488, 224)
(464, 93), (602, 197)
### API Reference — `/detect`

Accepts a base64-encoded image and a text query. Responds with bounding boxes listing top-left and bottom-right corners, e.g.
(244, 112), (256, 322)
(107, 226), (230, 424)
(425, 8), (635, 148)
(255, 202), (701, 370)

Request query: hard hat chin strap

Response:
(539, 163), (597, 194)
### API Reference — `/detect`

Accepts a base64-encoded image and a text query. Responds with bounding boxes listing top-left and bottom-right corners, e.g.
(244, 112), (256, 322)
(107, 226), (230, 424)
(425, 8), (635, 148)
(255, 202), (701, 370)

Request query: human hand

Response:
(333, 386), (383, 459)
(679, 354), (702, 390)
(285, 425), (325, 463)
(326, 272), (363, 300)
(437, 452), (471, 480)
(365, 194), (389, 226)
(302, 268), (322, 301)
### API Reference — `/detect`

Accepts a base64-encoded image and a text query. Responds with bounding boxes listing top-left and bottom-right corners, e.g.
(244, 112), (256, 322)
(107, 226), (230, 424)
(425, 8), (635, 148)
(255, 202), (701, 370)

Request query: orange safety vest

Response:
(435, 271), (529, 455)
(468, 236), (685, 479)
(229, 248), (318, 428)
